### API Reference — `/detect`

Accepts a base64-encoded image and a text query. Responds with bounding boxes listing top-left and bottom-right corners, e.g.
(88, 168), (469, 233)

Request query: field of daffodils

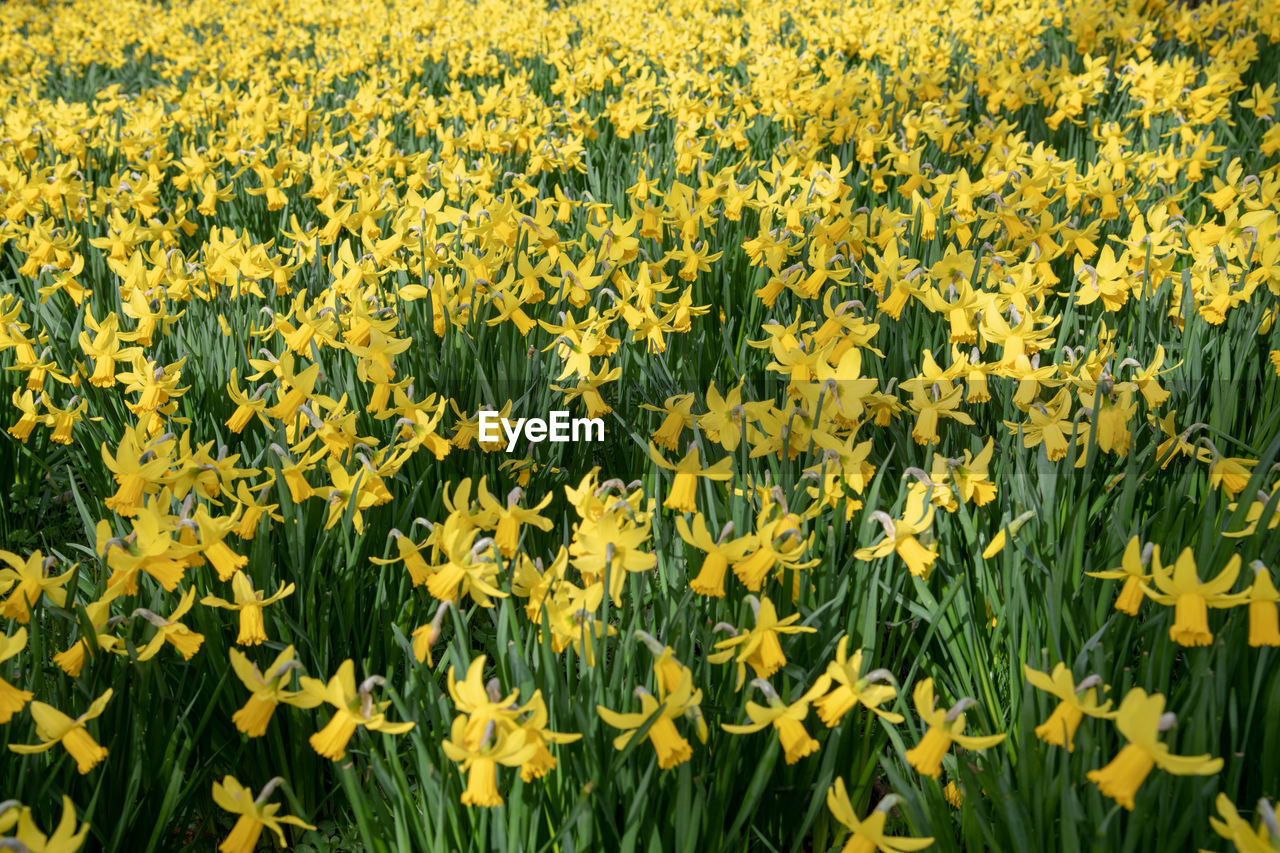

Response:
(2, 0), (1279, 849)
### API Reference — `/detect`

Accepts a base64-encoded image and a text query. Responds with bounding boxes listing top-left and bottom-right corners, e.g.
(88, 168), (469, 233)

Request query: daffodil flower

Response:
(539, 579), (616, 665)
(1197, 438), (1257, 497)
(133, 587), (205, 661)
(1222, 489), (1280, 539)
(569, 503), (656, 605)
(97, 509), (192, 594)
(597, 671), (702, 770)
(442, 718), (538, 807)
(54, 594), (125, 677)
(371, 529), (433, 586)
(212, 776), (315, 853)
(192, 507), (249, 582)
(647, 440), (734, 513)
(1209, 793), (1278, 853)
(634, 631), (693, 695)
(674, 514), (756, 598)
(477, 485), (554, 558)
(903, 375), (973, 445)
(709, 595), (816, 689)
(642, 393), (696, 450)
(1004, 388), (1075, 461)
(855, 492), (938, 578)
(1085, 536), (1151, 616)
(826, 779), (934, 853)
(730, 499), (817, 590)
(904, 679), (1005, 779)
(981, 510), (1036, 560)
(722, 678), (826, 764)
(202, 571), (295, 646)
(1023, 663), (1114, 751)
(100, 422), (169, 516)
(813, 635), (903, 727)
(1245, 561), (1280, 647)
(944, 438), (997, 506)
(230, 479), (281, 539)
(1086, 687), (1222, 810)
(229, 646), (320, 737)
(0, 796), (90, 852)
(0, 627), (34, 724)
(514, 690), (583, 781)
(423, 514), (508, 606)
(299, 660), (414, 760)
(444, 655), (580, 788)
(696, 381), (751, 451)
(447, 656), (523, 749)
(223, 369), (271, 434)
(411, 600), (451, 665)
(1142, 546), (1248, 646)
(0, 549), (75, 623)
(9, 688), (112, 774)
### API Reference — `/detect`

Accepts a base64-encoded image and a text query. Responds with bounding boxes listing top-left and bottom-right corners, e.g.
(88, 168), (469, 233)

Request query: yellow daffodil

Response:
(133, 587), (205, 661)
(721, 678), (827, 764)
(0, 627), (34, 724)
(1023, 663), (1114, 751)
(647, 440), (734, 513)
(642, 394), (696, 450)
(0, 796), (90, 853)
(1197, 439), (1257, 498)
(981, 510), (1036, 560)
(477, 486), (554, 558)
(1245, 562), (1280, 647)
(228, 646), (320, 737)
(445, 655), (580, 787)
(675, 514), (756, 598)
(826, 779), (934, 853)
(201, 571), (295, 646)
(0, 549), (75, 622)
(1209, 793), (1277, 853)
(946, 438), (996, 506)
(514, 689), (583, 782)
(709, 595), (816, 689)
(212, 776), (315, 853)
(855, 492), (939, 578)
(813, 635), (903, 727)
(53, 594), (125, 677)
(441, 716), (538, 807)
(597, 670), (703, 769)
(9, 688), (113, 773)
(1085, 536), (1151, 615)
(1086, 687), (1222, 810)
(1142, 547), (1248, 646)
(371, 529), (433, 586)
(634, 631), (693, 695)
(569, 497), (656, 605)
(299, 660), (414, 760)
(730, 499), (818, 590)
(422, 513), (508, 606)
(905, 679), (1005, 779)
(411, 600), (452, 665)
(1222, 490), (1280, 539)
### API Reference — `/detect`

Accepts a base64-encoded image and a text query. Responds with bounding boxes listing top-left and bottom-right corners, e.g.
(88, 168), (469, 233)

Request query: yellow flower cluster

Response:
(0, 0), (1277, 847)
